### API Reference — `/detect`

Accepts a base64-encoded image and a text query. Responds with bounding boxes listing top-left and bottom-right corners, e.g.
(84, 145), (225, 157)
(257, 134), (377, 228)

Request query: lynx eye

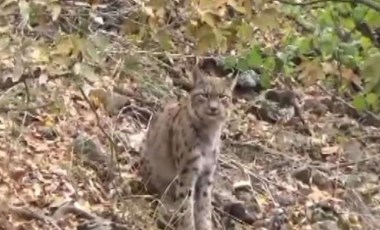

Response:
(218, 94), (228, 100)
(198, 93), (208, 99)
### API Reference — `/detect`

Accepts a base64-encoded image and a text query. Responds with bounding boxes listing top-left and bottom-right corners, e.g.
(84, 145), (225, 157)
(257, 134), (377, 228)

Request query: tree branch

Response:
(277, 0), (380, 11)
(357, 0), (380, 11)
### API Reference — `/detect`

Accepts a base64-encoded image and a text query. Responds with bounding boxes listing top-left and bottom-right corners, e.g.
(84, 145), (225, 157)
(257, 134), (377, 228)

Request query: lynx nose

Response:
(208, 100), (219, 114)
(209, 107), (217, 113)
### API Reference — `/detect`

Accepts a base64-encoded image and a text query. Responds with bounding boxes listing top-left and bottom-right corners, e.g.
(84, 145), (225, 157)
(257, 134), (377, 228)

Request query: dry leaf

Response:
(321, 145), (342, 155)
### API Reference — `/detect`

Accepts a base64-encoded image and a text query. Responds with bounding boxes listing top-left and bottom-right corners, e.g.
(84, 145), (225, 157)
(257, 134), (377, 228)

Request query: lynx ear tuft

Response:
(225, 71), (238, 90)
(192, 67), (206, 87)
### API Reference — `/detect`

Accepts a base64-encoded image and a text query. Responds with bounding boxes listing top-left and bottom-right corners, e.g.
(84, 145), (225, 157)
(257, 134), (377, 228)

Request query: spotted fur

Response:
(141, 67), (237, 230)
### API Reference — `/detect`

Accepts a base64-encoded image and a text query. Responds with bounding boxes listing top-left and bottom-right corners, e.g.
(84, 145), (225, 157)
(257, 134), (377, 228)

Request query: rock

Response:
(343, 189), (380, 229)
(360, 172), (379, 184)
(303, 98), (329, 116)
(77, 220), (128, 230)
(311, 220), (339, 230)
(247, 91), (297, 124)
(292, 166), (312, 185)
(275, 193), (296, 207)
(72, 132), (114, 179)
(198, 57), (262, 91)
(237, 70), (261, 89)
(213, 190), (257, 226)
(224, 202), (257, 225)
(39, 126), (58, 140)
(292, 166), (332, 190)
(73, 132), (109, 166)
(88, 88), (131, 115)
(233, 180), (252, 193)
(275, 130), (317, 149)
(264, 89), (300, 107)
(342, 139), (363, 162)
(339, 174), (362, 188)
(268, 208), (291, 230)
(336, 117), (359, 132)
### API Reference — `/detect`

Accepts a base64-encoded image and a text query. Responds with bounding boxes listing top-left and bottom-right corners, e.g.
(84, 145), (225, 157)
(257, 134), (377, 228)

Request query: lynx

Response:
(141, 67), (237, 230)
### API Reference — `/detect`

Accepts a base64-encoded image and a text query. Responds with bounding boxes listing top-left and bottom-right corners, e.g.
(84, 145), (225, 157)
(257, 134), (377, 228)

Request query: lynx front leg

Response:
(174, 155), (202, 230)
(194, 165), (216, 230)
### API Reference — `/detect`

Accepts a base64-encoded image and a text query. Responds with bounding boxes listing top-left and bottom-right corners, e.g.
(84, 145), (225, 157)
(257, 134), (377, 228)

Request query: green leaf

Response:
(338, 55), (357, 69)
(123, 55), (142, 72)
(362, 53), (380, 93)
(335, 2), (352, 15)
(237, 22), (253, 42)
(274, 56), (285, 73)
(352, 5), (368, 21)
(247, 47), (263, 68)
(352, 94), (367, 111)
(294, 37), (312, 54)
(73, 62), (100, 82)
(284, 64), (295, 76)
(341, 18), (355, 30)
(263, 56), (276, 72)
(318, 31), (338, 59)
(260, 72), (271, 89)
(360, 37), (373, 52)
(365, 93), (379, 111)
(319, 9), (334, 27)
(365, 9), (380, 28)
(155, 30), (173, 50)
(195, 24), (216, 54)
(90, 33), (111, 53)
(236, 58), (249, 71)
(340, 42), (359, 57)
(82, 39), (102, 64)
(251, 7), (280, 30)
(213, 29), (228, 53)
(224, 56), (237, 69)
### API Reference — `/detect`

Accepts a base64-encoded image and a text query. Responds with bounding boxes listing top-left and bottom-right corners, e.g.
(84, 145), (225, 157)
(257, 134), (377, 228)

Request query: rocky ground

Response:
(1, 57), (380, 230)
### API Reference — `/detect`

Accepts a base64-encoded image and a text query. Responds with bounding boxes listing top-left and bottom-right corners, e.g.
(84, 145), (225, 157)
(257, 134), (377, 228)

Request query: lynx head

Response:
(188, 67), (237, 124)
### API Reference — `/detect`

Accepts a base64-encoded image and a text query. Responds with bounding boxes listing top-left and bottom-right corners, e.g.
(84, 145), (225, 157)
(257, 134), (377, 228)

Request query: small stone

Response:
(233, 180), (251, 193)
(40, 127), (58, 140)
(276, 193), (296, 207)
(237, 70), (261, 88)
(311, 220), (339, 230)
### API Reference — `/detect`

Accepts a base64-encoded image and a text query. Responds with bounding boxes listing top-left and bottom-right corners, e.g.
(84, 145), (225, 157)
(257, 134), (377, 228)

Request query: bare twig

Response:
(9, 205), (62, 230)
(52, 200), (101, 221)
(284, 14), (314, 33)
(77, 85), (128, 202)
(23, 80), (30, 104)
(0, 70), (69, 91)
(316, 83), (380, 125)
(314, 155), (380, 171)
(276, 0), (380, 11)
(77, 86), (118, 158)
(51, 201), (130, 229)
(226, 139), (301, 162)
(345, 189), (380, 229)
(0, 73), (38, 91)
(277, 0), (350, 6)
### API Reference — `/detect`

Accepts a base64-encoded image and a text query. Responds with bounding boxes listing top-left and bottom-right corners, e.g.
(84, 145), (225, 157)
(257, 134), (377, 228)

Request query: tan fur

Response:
(141, 67), (237, 230)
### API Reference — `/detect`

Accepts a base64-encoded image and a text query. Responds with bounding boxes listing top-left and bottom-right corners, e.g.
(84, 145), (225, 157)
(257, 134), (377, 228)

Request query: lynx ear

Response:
(192, 67), (206, 87)
(225, 71), (239, 90)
